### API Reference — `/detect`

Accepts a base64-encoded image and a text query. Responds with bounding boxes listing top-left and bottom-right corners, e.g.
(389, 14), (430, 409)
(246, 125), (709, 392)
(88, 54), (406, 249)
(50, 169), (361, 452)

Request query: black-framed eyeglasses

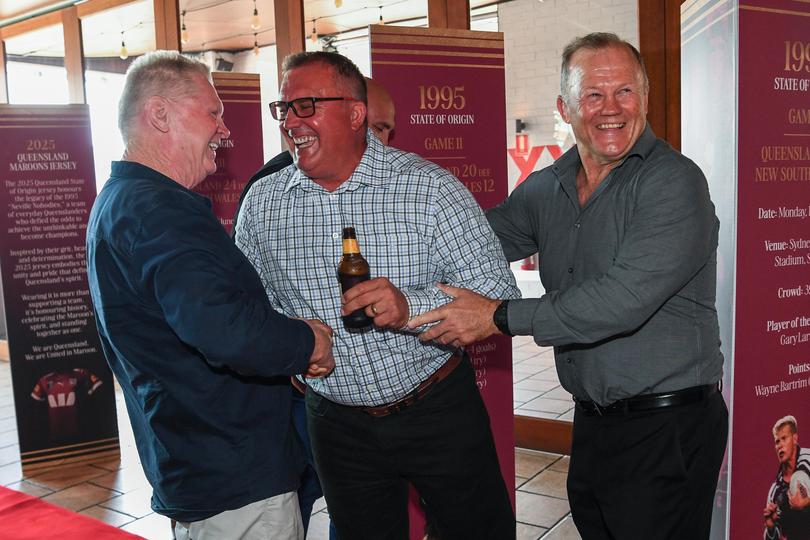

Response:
(268, 97), (354, 121)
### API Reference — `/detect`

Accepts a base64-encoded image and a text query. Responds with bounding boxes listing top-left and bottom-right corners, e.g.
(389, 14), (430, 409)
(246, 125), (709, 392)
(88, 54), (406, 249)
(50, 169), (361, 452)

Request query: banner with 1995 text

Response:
(370, 25), (514, 539)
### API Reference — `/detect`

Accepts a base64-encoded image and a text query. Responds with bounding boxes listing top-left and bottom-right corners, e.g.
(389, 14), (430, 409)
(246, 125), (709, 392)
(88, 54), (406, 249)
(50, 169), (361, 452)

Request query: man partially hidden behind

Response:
(235, 51), (519, 539)
(409, 32), (729, 539)
(764, 415), (810, 539)
(86, 50), (334, 540)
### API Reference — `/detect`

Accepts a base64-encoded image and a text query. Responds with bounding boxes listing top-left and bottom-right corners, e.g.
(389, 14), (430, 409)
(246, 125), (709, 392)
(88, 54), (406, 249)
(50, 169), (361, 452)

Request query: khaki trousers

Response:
(174, 491), (303, 540)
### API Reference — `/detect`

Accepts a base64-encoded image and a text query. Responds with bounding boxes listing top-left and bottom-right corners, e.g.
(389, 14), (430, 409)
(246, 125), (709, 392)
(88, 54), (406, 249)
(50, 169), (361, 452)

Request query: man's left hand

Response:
(342, 277), (409, 329)
(407, 283), (501, 346)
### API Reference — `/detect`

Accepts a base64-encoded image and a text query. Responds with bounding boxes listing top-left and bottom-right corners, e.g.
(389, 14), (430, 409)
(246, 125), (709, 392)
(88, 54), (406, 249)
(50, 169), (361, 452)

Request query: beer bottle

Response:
(338, 227), (372, 329)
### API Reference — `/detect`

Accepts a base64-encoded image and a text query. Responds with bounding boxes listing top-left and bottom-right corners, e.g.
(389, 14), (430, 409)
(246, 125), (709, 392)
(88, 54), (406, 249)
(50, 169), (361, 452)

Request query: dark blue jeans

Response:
(292, 388), (337, 539)
(306, 359), (514, 540)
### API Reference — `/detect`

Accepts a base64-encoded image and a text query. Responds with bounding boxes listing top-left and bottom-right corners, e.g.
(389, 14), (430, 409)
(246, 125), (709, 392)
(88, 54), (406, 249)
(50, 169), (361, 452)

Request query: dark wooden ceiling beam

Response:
(638, 0), (681, 149)
(427, 0), (470, 29)
(274, 0), (306, 86)
(62, 5), (85, 103)
(153, 0), (180, 51)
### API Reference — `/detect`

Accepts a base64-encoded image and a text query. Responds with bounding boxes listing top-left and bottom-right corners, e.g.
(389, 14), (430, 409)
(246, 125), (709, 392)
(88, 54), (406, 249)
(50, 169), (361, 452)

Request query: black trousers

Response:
(568, 391), (728, 540)
(306, 359), (515, 540)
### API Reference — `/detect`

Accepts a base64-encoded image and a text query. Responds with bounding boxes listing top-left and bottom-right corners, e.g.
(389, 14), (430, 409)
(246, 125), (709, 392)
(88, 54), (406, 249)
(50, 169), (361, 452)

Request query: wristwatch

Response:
(492, 300), (513, 336)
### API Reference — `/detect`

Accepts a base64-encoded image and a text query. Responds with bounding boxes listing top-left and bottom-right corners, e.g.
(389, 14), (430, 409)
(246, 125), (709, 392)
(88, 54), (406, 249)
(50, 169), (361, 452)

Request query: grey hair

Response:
(118, 50), (211, 144)
(560, 32), (649, 106)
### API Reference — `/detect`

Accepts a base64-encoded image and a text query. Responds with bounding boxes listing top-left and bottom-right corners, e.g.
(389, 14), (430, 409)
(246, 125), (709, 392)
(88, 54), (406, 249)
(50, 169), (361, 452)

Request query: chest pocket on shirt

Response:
(362, 231), (430, 288)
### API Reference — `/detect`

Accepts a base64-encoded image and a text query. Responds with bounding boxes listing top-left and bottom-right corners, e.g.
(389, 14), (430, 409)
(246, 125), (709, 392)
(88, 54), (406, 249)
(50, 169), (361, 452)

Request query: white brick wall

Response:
(499, 0), (638, 191)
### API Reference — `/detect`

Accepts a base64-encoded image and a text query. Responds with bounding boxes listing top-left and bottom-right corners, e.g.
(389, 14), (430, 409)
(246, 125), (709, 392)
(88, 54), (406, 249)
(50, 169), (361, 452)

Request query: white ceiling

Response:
(1, 0), (497, 58)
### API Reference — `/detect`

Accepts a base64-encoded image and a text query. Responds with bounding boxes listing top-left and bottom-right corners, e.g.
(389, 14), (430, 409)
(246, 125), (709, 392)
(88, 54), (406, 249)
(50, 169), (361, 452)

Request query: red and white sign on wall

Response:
(508, 143), (562, 186)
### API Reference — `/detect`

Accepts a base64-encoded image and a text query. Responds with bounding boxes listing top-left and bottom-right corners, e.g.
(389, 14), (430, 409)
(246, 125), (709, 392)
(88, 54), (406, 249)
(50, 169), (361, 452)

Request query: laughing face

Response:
(169, 73), (230, 189)
(279, 62), (366, 189)
(774, 425), (798, 466)
(558, 44), (648, 168)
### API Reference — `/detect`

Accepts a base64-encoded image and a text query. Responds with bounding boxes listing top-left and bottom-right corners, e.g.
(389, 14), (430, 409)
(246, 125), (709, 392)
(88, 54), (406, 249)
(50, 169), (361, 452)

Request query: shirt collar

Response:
(552, 123), (658, 177)
(110, 161), (210, 204)
(283, 129), (388, 194)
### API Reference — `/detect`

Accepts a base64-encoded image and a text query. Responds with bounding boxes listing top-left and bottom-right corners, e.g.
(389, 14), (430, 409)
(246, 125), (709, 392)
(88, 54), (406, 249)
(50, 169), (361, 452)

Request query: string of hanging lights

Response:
(119, 31), (128, 60)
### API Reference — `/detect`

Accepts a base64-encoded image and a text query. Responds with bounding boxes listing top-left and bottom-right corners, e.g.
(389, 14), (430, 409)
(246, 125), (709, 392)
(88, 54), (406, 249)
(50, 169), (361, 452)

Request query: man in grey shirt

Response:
(409, 32), (728, 539)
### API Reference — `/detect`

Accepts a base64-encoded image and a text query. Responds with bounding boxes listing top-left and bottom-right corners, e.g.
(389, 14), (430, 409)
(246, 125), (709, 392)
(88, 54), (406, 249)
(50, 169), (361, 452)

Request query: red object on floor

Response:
(0, 486), (143, 539)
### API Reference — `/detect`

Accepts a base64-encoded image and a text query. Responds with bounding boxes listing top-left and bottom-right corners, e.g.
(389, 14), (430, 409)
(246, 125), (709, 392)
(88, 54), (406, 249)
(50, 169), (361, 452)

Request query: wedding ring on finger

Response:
(371, 304), (379, 315)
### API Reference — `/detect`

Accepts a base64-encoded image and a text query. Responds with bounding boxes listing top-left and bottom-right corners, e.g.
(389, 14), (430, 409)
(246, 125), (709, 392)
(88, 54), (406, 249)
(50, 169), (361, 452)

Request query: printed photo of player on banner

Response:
(370, 25), (514, 539)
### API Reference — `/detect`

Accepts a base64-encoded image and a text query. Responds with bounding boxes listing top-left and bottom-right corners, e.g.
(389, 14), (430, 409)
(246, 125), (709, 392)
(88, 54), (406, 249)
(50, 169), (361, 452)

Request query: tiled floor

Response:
(511, 336), (575, 422)
(0, 337), (580, 540)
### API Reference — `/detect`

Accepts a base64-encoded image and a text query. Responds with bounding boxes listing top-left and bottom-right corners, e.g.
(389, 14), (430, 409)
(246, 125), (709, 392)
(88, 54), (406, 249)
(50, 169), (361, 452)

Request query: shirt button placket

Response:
(328, 191), (341, 243)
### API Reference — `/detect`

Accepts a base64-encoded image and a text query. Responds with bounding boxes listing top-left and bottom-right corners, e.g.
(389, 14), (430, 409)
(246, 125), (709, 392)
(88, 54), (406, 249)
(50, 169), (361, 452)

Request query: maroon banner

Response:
(729, 2), (810, 538)
(370, 25), (514, 538)
(193, 72), (264, 233)
(0, 105), (119, 471)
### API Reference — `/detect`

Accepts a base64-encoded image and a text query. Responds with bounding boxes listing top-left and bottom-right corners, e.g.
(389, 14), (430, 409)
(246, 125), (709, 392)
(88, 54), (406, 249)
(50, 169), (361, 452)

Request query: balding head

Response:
(365, 77), (396, 145)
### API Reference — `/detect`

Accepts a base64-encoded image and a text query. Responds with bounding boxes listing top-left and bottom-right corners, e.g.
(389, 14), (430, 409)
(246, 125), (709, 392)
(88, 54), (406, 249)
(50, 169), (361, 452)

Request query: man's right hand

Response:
(407, 283), (501, 346)
(302, 319), (335, 378)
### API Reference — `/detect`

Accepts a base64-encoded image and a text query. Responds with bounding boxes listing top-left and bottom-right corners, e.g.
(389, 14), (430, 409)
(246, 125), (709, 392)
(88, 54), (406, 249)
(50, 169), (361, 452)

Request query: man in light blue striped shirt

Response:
(235, 51), (519, 539)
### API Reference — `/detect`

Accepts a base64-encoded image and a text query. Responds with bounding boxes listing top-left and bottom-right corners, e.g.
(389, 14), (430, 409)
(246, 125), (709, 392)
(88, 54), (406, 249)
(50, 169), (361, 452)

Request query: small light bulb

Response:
(335, 0), (343, 8)
(119, 40), (128, 60)
(251, 8), (261, 30)
(378, 7), (384, 25)
(310, 29), (318, 44)
(180, 10), (189, 45)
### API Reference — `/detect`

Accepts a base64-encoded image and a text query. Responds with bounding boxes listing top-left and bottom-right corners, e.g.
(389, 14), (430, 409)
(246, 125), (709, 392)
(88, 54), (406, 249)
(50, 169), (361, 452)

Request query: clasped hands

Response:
(299, 277), (410, 379)
(301, 319), (335, 378)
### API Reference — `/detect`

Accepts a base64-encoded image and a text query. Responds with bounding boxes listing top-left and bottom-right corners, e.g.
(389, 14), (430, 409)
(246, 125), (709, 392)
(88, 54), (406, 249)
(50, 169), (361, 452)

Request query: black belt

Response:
(575, 383), (719, 416)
